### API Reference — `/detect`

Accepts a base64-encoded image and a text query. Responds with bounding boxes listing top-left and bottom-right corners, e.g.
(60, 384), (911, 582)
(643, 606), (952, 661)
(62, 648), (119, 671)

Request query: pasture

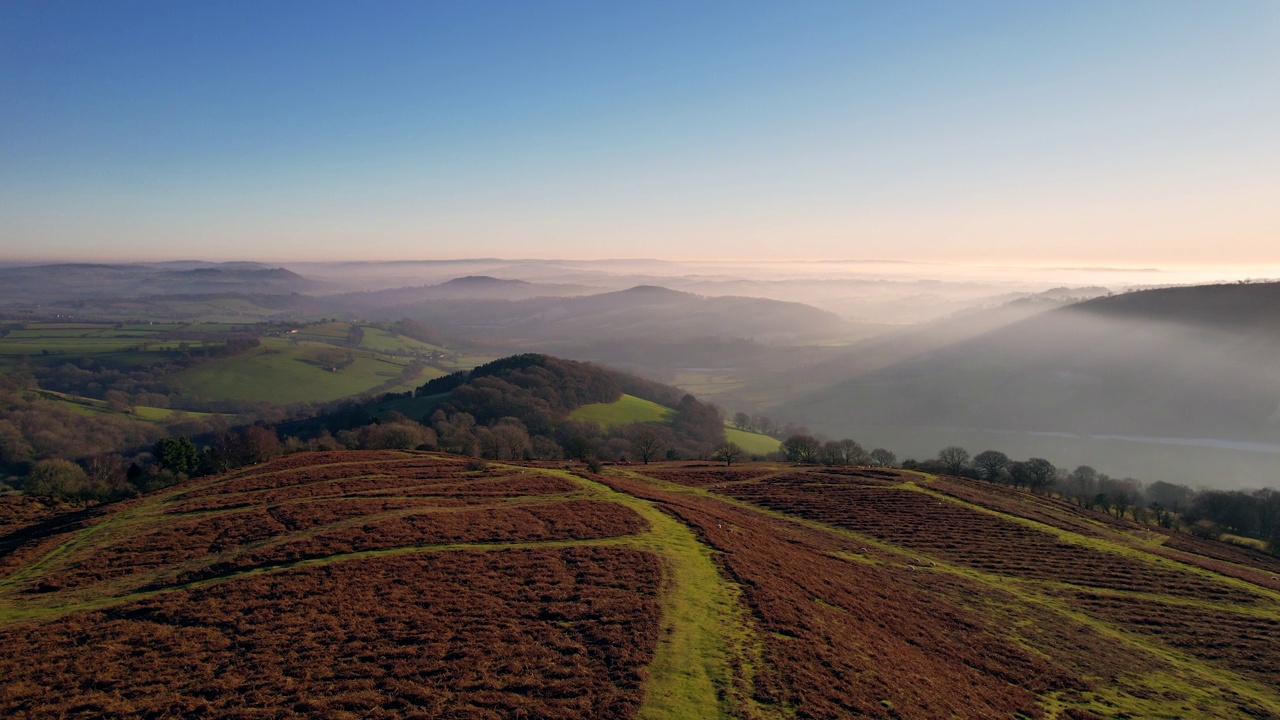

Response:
(23, 389), (214, 423)
(177, 338), (430, 404)
(0, 322), (189, 368)
(571, 394), (782, 456)
(571, 394), (676, 426)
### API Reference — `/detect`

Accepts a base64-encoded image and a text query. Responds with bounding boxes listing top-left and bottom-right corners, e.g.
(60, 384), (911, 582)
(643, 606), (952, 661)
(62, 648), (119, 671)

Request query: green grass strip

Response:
(622, 465), (1280, 720)
(539, 467), (784, 720)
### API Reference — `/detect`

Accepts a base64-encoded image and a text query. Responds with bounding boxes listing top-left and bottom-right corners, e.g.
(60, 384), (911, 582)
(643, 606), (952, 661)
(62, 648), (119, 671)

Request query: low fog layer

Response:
(286, 258), (1264, 325)
(4, 258), (1272, 325)
(779, 283), (1280, 488)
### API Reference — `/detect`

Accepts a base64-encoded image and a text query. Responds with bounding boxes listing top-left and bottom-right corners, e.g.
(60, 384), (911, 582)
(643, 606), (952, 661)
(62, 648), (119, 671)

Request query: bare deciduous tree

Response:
(869, 448), (896, 467)
(937, 446), (970, 476)
(630, 428), (662, 464)
(714, 442), (744, 466)
(972, 450), (1010, 481)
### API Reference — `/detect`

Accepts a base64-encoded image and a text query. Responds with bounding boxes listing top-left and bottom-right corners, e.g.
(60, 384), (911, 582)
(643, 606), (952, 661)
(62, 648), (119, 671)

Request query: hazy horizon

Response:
(5, 256), (1279, 294)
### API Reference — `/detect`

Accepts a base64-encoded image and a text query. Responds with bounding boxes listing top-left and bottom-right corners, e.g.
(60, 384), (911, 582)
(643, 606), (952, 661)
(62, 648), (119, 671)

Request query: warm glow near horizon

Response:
(2, 1), (1278, 267)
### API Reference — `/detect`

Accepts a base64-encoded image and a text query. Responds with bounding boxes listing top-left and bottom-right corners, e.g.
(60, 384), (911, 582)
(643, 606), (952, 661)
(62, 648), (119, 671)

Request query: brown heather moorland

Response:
(1, 548), (662, 718)
(2, 452), (1279, 719)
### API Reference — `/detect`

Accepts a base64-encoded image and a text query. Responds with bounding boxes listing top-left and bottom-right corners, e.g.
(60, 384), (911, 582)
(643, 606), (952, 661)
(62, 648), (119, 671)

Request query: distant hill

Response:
(439, 275), (532, 290)
(0, 262), (332, 307)
(368, 285), (850, 345)
(778, 282), (1280, 487)
(419, 353), (730, 458)
(324, 275), (598, 311)
(286, 353), (732, 461)
(1071, 281), (1280, 327)
(3, 452), (1277, 718)
(724, 294), (1072, 408)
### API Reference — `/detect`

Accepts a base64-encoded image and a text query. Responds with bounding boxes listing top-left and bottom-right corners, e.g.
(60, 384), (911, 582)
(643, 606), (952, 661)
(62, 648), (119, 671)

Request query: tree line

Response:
(732, 412), (810, 440)
(778, 433), (897, 468)
(898, 444), (1280, 555)
(756, 432), (1279, 555)
(18, 425), (284, 502)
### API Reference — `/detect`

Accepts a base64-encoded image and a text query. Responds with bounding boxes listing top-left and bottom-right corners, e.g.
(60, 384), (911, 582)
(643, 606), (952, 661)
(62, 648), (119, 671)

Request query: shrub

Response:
(130, 467), (183, 494)
(1188, 519), (1222, 540)
(24, 459), (135, 502)
(23, 459), (92, 500)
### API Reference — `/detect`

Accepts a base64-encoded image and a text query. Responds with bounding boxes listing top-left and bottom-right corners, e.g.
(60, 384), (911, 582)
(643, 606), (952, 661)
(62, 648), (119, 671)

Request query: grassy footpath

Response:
(621, 464), (1280, 719)
(0, 456), (772, 718)
(557, 468), (777, 720)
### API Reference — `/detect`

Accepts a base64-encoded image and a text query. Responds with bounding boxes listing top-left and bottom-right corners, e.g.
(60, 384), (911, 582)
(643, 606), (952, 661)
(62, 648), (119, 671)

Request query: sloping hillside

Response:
(323, 275), (599, 310)
(364, 285), (850, 346)
(778, 282), (1280, 486)
(2, 452), (1278, 718)
(571, 394), (782, 456)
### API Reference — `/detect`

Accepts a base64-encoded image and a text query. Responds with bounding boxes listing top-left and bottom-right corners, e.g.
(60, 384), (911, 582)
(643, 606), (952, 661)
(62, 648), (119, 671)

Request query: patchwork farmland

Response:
(2, 453), (1278, 718)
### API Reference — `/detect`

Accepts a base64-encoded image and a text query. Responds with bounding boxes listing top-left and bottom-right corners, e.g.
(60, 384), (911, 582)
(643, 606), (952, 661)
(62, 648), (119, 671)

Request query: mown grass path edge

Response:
(546, 467), (778, 720)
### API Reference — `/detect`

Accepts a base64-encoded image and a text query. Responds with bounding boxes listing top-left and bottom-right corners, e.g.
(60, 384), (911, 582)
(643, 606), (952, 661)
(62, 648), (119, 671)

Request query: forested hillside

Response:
(400, 354), (729, 461)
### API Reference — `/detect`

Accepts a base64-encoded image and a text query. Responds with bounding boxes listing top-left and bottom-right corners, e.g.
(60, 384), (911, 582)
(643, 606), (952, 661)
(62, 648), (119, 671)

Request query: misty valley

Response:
(4, 259), (1278, 490)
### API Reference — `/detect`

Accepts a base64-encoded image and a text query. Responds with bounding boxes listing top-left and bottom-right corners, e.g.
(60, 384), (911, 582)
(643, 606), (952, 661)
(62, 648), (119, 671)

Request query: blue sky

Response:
(2, 1), (1277, 264)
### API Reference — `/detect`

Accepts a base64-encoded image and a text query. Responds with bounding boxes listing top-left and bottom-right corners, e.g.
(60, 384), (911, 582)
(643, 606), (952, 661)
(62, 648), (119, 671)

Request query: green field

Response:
(178, 323), (243, 332)
(0, 323), (193, 366)
(0, 337), (179, 356)
(0, 322), (212, 368)
(177, 338), (425, 404)
(291, 322), (351, 343)
(571, 394), (676, 426)
(356, 327), (446, 354)
(154, 297), (285, 320)
(287, 322), (448, 356)
(571, 395), (781, 456)
(24, 389), (215, 423)
(1, 320), (477, 406)
(437, 354), (497, 370)
(724, 427), (781, 456)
